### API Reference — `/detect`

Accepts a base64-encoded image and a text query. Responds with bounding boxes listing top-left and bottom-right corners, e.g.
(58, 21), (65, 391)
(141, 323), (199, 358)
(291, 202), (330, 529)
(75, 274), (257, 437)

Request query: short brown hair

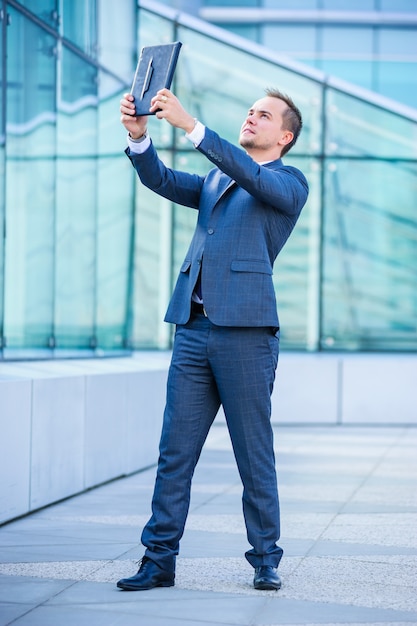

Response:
(265, 87), (303, 156)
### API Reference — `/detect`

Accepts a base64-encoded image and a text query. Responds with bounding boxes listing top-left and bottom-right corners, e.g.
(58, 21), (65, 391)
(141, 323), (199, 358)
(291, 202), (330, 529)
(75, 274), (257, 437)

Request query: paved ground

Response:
(0, 424), (416, 626)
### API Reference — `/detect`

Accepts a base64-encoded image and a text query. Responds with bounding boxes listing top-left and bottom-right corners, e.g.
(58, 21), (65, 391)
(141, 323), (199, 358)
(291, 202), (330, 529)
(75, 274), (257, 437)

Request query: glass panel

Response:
(97, 0), (136, 84)
(322, 27), (373, 56)
(204, 0), (258, 5)
(322, 158), (417, 351)
(377, 61), (417, 110)
(4, 8), (56, 353)
(321, 59), (373, 92)
(132, 152), (174, 349)
(175, 26), (323, 157)
(379, 27), (417, 57)
(262, 25), (317, 57)
(96, 75), (135, 351)
(221, 25), (260, 42)
(19, 0), (59, 28)
(264, 0), (319, 7)
(377, 28), (417, 107)
(132, 11), (323, 349)
(321, 0), (375, 8)
(326, 89), (417, 159)
(275, 157), (322, 351)
(380, 0), (417, 11)
(62, 0), (98, 58)
(55, 45), (98, 350)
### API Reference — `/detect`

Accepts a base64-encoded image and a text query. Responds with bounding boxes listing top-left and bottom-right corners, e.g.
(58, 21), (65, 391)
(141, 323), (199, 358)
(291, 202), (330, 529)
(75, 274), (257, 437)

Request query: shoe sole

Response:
(117, 580), (174, 591)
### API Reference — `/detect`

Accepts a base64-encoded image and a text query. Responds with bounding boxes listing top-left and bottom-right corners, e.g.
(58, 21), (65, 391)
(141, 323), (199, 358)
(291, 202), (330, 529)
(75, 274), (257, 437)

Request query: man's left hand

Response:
(150, 89), (196, 133)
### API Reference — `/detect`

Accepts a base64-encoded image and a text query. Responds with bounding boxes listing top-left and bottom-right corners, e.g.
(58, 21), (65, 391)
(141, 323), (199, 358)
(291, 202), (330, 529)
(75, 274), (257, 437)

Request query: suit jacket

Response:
(126, 127), (309, 327)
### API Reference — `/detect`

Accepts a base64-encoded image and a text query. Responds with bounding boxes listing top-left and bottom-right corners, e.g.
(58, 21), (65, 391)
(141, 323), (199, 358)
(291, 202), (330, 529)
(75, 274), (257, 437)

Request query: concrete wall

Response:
(271, 353), (417, 425)
(0, 354), (170, 525)
(1, 352), (416, 525)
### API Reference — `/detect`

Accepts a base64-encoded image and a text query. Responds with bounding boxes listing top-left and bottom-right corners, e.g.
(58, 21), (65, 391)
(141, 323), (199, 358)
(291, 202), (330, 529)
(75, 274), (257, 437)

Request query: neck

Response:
(246, 147), (282, 163)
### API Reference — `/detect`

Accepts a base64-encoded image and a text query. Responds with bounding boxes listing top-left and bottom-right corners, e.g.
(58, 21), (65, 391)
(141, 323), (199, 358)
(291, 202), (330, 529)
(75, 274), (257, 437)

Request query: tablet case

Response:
(131, 42), (182, 116)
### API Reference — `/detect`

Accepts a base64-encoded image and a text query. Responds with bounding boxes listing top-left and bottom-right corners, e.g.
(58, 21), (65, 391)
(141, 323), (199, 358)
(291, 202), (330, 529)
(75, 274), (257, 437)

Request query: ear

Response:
(279, 130), (294, 147)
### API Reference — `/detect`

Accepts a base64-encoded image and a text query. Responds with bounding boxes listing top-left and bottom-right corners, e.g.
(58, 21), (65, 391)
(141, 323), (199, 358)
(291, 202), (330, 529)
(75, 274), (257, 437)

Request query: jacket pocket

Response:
(230, 259), (272, 275)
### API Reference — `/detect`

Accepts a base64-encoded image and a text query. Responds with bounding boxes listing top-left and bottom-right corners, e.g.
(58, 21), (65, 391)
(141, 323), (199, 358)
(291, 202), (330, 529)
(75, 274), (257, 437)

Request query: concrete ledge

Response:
(272, 352), (417, 425)
(1, 351), (415, 525)
(0, 353), (171, 525)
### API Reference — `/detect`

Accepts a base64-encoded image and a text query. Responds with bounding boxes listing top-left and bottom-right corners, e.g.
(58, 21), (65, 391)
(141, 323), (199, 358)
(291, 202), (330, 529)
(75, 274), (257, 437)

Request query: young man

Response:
(117, 87), (308, 591)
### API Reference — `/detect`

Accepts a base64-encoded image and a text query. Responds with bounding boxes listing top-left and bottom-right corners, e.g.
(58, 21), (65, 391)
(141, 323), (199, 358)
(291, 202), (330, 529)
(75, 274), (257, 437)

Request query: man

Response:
(117, 86), (308, 591)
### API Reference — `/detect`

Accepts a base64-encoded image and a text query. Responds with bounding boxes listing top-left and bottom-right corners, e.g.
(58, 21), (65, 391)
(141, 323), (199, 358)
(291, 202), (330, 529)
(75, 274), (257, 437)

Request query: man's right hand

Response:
(120, 93), (147, 139)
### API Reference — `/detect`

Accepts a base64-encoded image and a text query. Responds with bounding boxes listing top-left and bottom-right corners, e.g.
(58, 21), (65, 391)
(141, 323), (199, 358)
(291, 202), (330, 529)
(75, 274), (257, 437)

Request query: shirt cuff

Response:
(185, 120), (205, 147)
(127, 131), (151, 154)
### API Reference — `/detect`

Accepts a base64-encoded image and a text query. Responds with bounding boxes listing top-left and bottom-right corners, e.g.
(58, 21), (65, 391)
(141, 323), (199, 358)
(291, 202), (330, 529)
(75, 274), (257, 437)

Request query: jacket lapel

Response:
(215, 174), (237, 205)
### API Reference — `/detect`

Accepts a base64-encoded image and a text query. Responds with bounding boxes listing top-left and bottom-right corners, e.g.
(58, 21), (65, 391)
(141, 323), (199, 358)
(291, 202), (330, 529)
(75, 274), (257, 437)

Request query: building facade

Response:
(161, 0), (417, 110)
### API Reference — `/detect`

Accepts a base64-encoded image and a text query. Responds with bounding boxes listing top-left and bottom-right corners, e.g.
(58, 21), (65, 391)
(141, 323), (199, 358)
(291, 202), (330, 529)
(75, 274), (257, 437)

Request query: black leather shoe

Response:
(117, 557), (175, 591)
(253, 565), (281, 590)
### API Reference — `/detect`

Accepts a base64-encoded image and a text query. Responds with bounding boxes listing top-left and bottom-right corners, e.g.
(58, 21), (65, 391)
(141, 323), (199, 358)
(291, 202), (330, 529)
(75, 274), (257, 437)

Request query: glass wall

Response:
(0, 0), (416, 358)
(0, 0), (135, 358)
(4, 6), (57, 353)
(133, 3), (417, 352)
(322, 89), (417, 350)
(165, 0), (417, 110)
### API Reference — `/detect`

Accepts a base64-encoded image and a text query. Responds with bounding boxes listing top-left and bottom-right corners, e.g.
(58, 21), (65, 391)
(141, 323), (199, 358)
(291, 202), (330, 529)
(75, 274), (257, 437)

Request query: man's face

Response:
(239, 96), (289, 154)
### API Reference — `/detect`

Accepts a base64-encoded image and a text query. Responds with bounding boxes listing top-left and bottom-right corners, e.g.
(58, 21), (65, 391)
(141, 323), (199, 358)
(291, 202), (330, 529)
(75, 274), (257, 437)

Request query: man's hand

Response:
(120, 93), (148, 139)
(150, 89), (196, 133)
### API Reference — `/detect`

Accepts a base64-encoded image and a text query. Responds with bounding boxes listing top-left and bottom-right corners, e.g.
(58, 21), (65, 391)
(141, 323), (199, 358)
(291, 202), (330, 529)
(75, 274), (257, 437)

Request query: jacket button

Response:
(207, 228), (214, 234)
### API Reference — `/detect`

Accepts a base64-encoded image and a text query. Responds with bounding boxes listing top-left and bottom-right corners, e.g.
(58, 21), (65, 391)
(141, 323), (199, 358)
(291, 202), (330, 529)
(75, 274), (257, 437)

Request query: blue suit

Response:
(126, 127), (308, 570)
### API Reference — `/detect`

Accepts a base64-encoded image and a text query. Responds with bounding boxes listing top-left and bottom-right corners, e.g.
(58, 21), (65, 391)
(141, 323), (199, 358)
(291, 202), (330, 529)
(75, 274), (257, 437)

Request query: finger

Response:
(149, 99), (163, 113)
(120, 96), (135, 110)
(120, 101), (136, 116)
(150, 94), (162, 107)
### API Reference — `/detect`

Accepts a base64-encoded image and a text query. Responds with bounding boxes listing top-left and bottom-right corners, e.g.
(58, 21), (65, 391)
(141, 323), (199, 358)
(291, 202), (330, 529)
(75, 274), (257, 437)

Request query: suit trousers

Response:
(141, 311), (283, 570)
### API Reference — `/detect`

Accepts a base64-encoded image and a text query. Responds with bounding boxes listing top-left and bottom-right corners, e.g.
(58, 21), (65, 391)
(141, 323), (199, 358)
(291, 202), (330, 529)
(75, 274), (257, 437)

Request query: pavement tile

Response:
(1, 425), (416, 626)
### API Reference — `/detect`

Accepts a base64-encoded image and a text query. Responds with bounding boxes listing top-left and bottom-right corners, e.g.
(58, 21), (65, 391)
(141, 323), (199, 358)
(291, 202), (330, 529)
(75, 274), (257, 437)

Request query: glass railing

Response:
(0, 0), (416, 358)
(133, 1), (417, 352)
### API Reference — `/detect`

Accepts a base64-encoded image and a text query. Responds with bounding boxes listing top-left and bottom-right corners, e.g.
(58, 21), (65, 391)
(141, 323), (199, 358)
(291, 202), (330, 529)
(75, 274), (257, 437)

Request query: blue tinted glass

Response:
(263, 25), (317, 55)
(19, 0), (59, 27)
(96, 77), (135, 350)
(379, 28), (417, 56)
(132, 152), (175, 349)
(55, 46), (98, 349)
(321, 0), (375, 8)
(264, 0), (319, 7)
(321, 59), (373, 91)
(322, 158), (417, 350)
(204, 0), (258, 5)
(380, 0), (417, 11)
(4, 8), (56, 352)
(326, 90), (417, 159)
(377, 61), (417, 109)
(322, 27), (373, 54)
(275, 157), (322, 350)
(62, 0), (98, 57)
(220, 24), (260, 41)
